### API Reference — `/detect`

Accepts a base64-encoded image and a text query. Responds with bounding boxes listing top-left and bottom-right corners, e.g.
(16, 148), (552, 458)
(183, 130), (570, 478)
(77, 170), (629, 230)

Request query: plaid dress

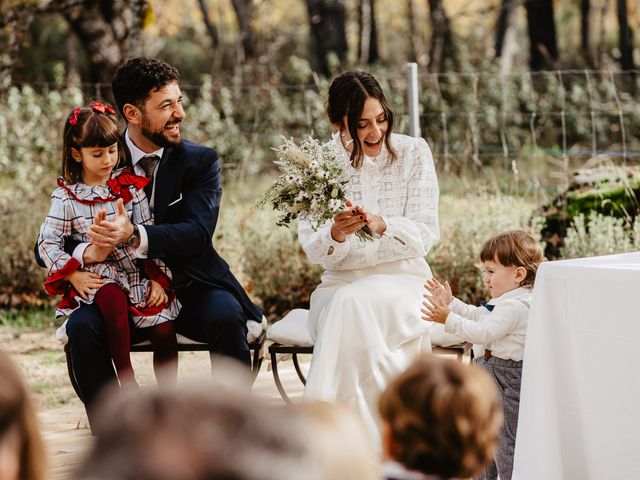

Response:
(37, 168), (180, 328)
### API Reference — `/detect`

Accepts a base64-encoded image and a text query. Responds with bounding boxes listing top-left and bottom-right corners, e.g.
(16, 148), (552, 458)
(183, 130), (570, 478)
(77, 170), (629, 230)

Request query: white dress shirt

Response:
(444, 287), (532, 361)
(72, 132), (162, 264)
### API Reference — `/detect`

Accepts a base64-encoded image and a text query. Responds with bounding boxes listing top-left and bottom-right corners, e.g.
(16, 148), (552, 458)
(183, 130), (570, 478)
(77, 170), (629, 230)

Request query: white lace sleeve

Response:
(297, 220), (352, 267)
(376, 137), (439, 264)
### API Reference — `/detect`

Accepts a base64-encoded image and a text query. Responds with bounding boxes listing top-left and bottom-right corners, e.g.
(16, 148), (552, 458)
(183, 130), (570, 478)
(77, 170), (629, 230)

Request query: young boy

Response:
(421, 230), (544, 480)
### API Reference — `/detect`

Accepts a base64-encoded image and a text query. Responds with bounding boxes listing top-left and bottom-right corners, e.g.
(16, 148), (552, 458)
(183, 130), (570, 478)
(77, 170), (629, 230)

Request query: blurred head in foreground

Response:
(379, 354), (503, 479)
(74, 361), (321, 480)
(0, 349), (46, 480)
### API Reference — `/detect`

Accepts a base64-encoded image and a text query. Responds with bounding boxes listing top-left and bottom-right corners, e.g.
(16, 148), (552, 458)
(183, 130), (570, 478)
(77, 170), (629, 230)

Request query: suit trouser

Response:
(65, 281), (250, 428)
(474, 356), (523, 480)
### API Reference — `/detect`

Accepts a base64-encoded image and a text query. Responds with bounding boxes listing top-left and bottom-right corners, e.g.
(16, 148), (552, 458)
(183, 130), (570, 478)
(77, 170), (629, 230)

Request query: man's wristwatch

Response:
(126, 224), (140, 247)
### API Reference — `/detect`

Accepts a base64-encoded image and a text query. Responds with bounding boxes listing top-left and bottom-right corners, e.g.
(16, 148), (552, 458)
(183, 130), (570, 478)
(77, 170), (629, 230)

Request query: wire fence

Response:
(9, 69), (640, 190)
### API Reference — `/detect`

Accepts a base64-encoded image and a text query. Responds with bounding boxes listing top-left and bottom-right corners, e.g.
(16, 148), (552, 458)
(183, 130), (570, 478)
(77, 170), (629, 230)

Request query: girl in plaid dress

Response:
(37, 103), (180, 387)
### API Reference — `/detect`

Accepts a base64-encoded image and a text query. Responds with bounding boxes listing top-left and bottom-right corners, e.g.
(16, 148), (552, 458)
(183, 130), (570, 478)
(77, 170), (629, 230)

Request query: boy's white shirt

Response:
(444, 286), (531, 361)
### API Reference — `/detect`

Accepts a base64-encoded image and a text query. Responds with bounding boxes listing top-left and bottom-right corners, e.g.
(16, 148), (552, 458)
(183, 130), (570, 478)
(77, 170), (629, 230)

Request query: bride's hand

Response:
(330, 200), (368, 242)
(360, 210), (386, 236)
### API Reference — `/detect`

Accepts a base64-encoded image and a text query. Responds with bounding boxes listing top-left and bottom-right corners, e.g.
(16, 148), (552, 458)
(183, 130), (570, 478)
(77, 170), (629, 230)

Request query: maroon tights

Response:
(93, 283), (178, 386)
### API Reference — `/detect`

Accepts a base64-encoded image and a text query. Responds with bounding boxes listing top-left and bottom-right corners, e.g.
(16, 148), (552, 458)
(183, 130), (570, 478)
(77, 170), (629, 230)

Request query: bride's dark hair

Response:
(326, 70), (397, 168)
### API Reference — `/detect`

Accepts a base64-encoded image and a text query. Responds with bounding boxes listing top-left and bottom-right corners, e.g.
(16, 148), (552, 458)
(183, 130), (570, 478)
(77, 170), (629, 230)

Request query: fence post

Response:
(406, 62), (420, 138)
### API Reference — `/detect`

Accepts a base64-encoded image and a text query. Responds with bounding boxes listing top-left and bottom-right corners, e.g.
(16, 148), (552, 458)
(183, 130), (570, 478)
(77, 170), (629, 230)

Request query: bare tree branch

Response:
(197, 0), (219, 49)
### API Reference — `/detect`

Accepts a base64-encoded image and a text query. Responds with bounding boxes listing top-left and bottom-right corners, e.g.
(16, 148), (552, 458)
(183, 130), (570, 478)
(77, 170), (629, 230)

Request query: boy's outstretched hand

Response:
(421, 295), (450, 324)
(424, 278), (453, 305)
(422, 277), (452, 324)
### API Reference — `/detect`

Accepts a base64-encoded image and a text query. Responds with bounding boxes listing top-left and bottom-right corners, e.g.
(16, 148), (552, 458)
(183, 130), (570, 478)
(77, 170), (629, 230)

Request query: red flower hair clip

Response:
(68, 108), (81, 126)
(91, 102), (115, 115)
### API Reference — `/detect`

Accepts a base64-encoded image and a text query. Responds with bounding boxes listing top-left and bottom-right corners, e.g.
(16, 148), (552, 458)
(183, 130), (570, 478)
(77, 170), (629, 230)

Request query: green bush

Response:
(1, 75), (638, 312)
(213, 179), (323, 321)
(0, 85), (83, 303)
(0, 199), (51, 302)
(238, 211), (323, 319)
(428, 193), (543, 305)
(561, 211), (640, 259)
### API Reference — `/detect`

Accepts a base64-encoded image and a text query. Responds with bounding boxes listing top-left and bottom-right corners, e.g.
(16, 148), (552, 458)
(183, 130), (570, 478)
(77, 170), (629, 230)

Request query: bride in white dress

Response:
(298, 71), (440, 445)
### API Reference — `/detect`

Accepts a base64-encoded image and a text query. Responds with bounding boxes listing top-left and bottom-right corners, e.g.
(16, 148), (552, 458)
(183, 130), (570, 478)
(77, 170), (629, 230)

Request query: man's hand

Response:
(82, 244), (113, 264)
(421, 294), (450, 324)
(424, 278), (453, 306)
(146, 279), (168, 308)
(87, 199), (134, 249)
(66, 271), (105, 300)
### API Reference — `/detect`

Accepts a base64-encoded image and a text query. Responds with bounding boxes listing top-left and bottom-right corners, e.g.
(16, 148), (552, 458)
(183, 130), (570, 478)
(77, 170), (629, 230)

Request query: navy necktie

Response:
(480, 301), (495, 312)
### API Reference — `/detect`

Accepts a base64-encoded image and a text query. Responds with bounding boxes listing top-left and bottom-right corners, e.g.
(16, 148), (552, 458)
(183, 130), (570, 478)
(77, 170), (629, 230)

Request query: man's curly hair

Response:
(379, 354), (503, 478)
(111, 57), (180, 116)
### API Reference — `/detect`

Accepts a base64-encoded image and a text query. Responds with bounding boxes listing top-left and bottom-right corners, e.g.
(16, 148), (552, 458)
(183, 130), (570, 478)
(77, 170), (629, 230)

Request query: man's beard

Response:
(141, 116), (182, 148)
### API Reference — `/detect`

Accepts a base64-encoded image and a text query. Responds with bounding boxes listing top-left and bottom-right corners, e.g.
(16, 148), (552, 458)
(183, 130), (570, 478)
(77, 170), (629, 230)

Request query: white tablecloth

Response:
(513, 252), (640, 479)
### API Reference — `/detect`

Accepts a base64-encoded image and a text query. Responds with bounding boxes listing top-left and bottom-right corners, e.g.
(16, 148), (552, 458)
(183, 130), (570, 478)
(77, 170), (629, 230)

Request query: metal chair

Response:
(64, 331), (266, 403)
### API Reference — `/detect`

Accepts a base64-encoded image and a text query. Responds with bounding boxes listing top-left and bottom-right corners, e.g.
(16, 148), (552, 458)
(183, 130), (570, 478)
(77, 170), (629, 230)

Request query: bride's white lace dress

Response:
(298, 132), (440, 444)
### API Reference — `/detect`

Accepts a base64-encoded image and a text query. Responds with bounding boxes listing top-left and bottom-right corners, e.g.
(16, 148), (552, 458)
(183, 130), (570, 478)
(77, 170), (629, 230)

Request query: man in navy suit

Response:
(51, 57), (262, 425)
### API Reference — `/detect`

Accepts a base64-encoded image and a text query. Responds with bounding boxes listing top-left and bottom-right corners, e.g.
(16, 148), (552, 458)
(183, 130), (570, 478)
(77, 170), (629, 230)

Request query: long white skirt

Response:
(303, 257), (433, 446)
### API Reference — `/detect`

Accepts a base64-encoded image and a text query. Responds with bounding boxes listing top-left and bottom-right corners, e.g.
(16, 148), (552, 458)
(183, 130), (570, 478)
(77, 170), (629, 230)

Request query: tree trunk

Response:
(305, 0), (348, 76)
(494, 0), (517, 58)
(1, 2), (36, 85)
(494, 0), (519, 74)
(230, 0), (255, 61)
(61, 0), (147, 83)
(197, 0), (219, 50)
(524, 0), (558, 70)
(617, 0), (634, 71)
(406, 0), (420, 63)
(580, 0), (592, 66)
(358, 0), (378, 64)
(426, 0), (458, 73)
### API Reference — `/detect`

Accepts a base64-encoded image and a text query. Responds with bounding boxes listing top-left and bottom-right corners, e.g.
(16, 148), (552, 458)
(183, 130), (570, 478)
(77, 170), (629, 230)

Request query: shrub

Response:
(240, 214), (323, 319)
(428, 193), (543, 305)
(0, 199), (51, 303)
(561, 211), (640, 259)
(0, 85), (83, 305)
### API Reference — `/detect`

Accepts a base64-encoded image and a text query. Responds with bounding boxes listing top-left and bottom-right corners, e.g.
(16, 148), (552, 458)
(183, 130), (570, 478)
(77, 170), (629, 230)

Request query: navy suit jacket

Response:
(36, 139), (262, 323)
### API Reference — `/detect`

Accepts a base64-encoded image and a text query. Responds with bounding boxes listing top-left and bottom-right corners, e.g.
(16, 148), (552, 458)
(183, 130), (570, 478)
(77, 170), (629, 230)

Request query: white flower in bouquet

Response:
(259, 137), (374, 241)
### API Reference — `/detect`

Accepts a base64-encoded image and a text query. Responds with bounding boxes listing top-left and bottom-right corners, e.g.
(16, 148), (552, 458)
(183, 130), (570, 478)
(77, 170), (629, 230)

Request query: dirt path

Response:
(2, 326), (307, 480)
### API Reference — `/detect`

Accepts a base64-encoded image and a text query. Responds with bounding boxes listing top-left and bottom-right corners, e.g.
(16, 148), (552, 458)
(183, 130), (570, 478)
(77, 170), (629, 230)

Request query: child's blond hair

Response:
(480, 230), (544, 287)
(379, 354), (503, 478)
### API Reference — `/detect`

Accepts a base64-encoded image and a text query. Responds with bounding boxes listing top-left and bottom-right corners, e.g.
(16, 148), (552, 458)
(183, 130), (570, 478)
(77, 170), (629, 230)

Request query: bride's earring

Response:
(340, 130), (354, 147)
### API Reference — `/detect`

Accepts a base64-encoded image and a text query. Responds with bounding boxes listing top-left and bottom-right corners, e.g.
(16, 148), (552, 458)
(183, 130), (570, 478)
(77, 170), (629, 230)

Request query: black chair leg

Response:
(270, 349), (293, 405)
(250, 345), (264, 384)
(292, 353), (307, 385)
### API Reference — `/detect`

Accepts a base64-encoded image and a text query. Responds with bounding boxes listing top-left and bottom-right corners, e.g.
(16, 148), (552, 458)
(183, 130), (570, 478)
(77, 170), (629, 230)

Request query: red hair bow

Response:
(68, 108), (81, 126)
(91, 102), (115, 115)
